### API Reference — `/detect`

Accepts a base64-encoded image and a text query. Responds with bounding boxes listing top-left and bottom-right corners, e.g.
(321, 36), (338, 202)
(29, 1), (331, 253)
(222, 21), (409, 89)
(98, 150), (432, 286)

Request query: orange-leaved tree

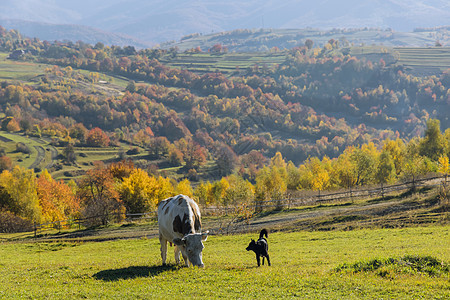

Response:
(36, 170), (80, 225)
(86, 127), (110, 147)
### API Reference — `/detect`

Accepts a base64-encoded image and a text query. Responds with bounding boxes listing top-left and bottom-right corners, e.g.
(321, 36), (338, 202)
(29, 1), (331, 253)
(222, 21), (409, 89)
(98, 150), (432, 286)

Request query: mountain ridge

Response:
(1, 0), (449, 45)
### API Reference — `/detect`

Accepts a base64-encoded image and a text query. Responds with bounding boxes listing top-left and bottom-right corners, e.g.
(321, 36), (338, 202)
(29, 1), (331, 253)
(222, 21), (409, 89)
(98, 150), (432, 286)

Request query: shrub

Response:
(335, 255), (450, 277)
(16, 142), (31, 154)
(0, 210), (34, 233)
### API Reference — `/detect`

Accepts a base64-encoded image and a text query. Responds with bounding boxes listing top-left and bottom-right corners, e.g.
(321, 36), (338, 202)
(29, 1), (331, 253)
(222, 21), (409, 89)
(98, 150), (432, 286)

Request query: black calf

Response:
(246, 229), (271, 266)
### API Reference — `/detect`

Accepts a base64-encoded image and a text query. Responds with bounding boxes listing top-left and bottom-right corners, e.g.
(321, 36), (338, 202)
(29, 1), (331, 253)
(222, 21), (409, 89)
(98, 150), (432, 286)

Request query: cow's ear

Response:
(173, 238), (185, 246)
(201, 230), (209, 241)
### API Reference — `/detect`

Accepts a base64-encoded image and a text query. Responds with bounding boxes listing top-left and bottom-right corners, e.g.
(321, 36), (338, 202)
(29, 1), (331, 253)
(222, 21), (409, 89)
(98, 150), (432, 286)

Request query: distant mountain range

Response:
(0, 18), (152, 48)
(1, 0), (449, 48)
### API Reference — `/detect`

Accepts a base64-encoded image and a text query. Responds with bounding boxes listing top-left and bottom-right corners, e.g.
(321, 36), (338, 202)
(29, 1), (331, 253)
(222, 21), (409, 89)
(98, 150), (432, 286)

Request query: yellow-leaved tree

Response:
(193, 181), (214, 206)
(176, 179), (193, 198)
(0, 166), (41, 223)
(120, 169), (173, 213)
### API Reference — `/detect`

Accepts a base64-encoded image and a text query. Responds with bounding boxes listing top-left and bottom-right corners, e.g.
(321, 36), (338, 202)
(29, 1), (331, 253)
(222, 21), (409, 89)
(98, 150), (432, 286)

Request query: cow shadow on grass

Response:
(93, 264), (179, 281)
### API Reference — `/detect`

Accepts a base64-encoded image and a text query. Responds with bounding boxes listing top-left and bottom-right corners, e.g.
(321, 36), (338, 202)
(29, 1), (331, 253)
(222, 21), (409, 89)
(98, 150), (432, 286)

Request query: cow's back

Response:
(158, 195), (202, 241)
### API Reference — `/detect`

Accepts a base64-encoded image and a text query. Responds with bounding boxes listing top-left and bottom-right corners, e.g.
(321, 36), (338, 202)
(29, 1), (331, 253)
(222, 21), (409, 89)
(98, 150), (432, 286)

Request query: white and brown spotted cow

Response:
(157, 194), (208, 267)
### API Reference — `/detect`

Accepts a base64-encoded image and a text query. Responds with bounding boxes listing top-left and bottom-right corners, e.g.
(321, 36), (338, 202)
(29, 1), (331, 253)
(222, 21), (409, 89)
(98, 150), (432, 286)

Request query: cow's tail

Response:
(259, 228), (268, 239)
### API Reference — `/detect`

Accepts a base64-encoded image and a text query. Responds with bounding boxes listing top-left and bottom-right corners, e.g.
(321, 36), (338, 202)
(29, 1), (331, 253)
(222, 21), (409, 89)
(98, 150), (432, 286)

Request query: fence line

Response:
(27, 174), (448, 237)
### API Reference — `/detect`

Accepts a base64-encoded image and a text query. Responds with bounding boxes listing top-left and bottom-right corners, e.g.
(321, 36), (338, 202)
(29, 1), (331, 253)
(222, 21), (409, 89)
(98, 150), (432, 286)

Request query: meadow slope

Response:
(0, 226), (448, 299)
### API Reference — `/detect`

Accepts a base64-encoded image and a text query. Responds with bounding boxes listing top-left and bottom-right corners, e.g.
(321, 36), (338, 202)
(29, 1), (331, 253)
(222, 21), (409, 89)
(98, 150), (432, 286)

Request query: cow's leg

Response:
(182, 252), (189, 267)
(256, 254), (261, 267)
(160, 236), (168, 265)
(266, 254), (271, 266)
(174, 245), (181, 264)
(262, 256), (265, 265)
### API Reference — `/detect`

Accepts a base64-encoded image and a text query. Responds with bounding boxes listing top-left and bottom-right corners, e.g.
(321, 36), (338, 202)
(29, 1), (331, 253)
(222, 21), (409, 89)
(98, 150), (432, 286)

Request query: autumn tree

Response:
(438, 155), (449, 182)
(286, 161), (301, 190)
(309, 157), (331, 195)
(215, 144), (237, 176)
(382, 138), (406, 176)
(69, 123), (88, 144)
(176, 179), (193, 198)
(210, 178), (230, 207)
(119, 168), (161, 213)
(63, 144), (76, 164)
(332, 148), (357, 190)
(0, 156), (12, 173)
(86, 127), (110, 147)
(305, 39), (314, 50)
(77, 163), (122, 226)
(109, 160), (135, 181)
(183, 142), (207, 171)
(168, 146), (184, 167)
(402, 154), (428, 190)
(126, 80), (137, 93)
(36, 170), (79, 224)
(0, 166), (41, 222)
(438, 155), (449, 207)
(148, 136), (171, 159)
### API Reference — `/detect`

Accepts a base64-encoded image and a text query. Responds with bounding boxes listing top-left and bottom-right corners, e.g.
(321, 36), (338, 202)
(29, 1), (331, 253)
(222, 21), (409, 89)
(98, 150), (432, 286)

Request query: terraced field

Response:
(394, 47), (450, 75)
(160, 51), (287, 75)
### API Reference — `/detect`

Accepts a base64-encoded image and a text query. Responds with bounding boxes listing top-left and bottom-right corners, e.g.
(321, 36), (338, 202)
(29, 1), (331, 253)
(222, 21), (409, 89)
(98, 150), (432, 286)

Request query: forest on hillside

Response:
(0, 26), (449, 231)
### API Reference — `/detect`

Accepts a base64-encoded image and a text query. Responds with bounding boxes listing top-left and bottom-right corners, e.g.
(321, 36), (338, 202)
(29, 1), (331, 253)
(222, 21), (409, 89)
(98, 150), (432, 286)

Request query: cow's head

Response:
(173, 231), (209, 267)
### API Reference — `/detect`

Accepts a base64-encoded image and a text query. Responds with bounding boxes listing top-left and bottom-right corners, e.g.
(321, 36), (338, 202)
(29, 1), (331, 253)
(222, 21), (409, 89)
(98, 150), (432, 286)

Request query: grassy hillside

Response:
(0, 131), (190, 181)
(0, 52), (47, 81)
(1, 43), (450, 180)
(161, 45), (450, 77)
(165, 27), (450, 52)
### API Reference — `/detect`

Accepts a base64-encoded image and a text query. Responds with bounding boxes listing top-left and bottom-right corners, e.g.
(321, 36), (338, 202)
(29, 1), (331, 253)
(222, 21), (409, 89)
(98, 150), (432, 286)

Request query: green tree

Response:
(375, 150), (396, 186)
(351, 143), (378, 186)
(419, 119), (447, 161)
(286, 161), (301, 190)
(255, 166), (287, 210)
(402, 155), (428, 189)
(223, 174), (254, 206)
(126, 80), (136, 93)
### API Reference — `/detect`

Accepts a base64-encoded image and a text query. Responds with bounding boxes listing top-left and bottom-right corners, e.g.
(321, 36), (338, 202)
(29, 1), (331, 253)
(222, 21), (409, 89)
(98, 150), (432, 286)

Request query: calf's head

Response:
(173, 231), (208, 267)
(246, 239), (257, 252)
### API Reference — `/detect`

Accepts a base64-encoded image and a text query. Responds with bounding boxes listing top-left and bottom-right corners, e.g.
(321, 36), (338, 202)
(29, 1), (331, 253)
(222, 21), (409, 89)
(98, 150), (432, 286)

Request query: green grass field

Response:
(0, 225), (448, 299)
(0, 52), (47, 83)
